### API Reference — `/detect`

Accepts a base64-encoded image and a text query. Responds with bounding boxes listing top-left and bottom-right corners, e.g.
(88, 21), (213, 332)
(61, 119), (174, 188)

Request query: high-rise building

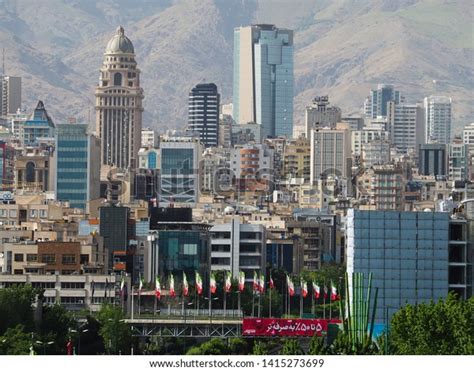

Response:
(0, 141), (14, 191)
(23, 101), (55, 146)
(55, 123), (100, 210)
(310, 123), (352, 183)
(233, 24), (293, 138)
(419, 144), (447, 177)
(158, 133), (202, 206)
(0, 75), (21, 117)
(305, 96), (342, 136)
(365, 84), (401, 119)
(387, 101), (425, 154)
(282, 137), (311, 182)
(424, 96), (452, 144)
(448, 140), (468, 181)
(346, 209), (449, 324)
(95, 26), (144, 170)
(188, 83), (220, 147)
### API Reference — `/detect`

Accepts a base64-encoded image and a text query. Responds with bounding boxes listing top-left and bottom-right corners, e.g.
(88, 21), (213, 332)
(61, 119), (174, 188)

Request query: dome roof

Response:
(105, 26), (134, 54)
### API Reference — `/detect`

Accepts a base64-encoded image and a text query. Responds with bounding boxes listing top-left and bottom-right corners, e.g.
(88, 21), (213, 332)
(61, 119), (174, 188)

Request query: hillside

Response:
(0, 0), (472, 133)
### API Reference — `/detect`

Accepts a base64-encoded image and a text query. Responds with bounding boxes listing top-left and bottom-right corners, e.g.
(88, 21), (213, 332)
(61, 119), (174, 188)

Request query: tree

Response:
(186, 338), (231, 355)
(38, 304), (75, 355)
(309, 334), (329, 355)
(229, 338), (250, 355)
(0, 325), (33, 355)
(280, 339), (304, 355)
(0, 285), (39, 335)
(97, 304), (132, 354)
(389, 293), (474, 355)
(76, 315), (105, 355)
(252, 341), (269, 355)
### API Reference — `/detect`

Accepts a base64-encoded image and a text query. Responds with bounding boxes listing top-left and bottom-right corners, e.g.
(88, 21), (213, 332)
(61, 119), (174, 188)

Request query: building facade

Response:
(0, 141), (14, 190)
(95, 26), (144, 170)
(305, 96), (341, 136)
(365, 84), (401, 119)
(387, 102), (424, 154)
(233, 24), (293, 138)
(188, 83), (220, 148)
(346, 209), (449, 324)
(0, 75), (21, 117)
(23, 101), (55, 146)
(418, 144), (447, 177)
(55, 123), (100, 210)
(424, 96), (452, 144)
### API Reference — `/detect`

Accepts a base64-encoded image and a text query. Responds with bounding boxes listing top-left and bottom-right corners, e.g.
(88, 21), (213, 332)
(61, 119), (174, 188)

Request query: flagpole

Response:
(312, 283), (315, 317)
(131, 285), (134, 320)
(257, 291), (261, 317)
(323, 281), (326, 320)
(269, 287), (272, 318)
(251, 289), (255, 317)
(154, 291), (157, 316)
(223, 289), (227, 318)
(238, 291), (241, 318)
(300, 288), (303, 318)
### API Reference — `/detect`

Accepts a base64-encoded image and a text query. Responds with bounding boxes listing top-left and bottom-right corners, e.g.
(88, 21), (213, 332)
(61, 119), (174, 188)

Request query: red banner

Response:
(242, 318), (340, 337)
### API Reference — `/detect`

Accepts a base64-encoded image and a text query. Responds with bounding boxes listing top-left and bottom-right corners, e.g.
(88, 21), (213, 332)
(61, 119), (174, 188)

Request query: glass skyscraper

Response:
(233, 24), (293, 139)
(55, 123), (100, 210)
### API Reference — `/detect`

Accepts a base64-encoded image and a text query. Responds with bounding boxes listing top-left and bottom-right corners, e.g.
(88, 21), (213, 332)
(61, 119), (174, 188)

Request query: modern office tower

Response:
(365, 84), (401, 119)
(419, 144), (447, 177)
(424, 96), (452, 144)
(158, 133), (202, 206)
(137, 147), (159, 169)
(233, 24), (294, 138)
(0, 76), (21, 117)
(188, 83), (220, 147)
(310, 122), (352, 183)
(282, 137), (311, 182)
(99, 205), (130, 271)
(210, 218), (266, 280)
(141, 127), (158, 148)
(23, 101), (55, 146)
(351, 128), (389, 157)
(55, 123), (100, 210)
(0, 141), (14, 190)
(305, 96), (342, 136)
(95, 26), (144, 170)
(346, 209), (449, 324)
(387, 101), (425, 154)
(448, 140), (468, 181)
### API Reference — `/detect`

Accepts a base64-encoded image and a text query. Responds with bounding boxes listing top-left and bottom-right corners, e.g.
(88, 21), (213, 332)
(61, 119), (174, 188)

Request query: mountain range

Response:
(0, 0), (472, 133)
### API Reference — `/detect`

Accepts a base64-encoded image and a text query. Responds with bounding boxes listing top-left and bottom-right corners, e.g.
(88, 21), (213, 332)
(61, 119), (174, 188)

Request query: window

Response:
(30, 209), (38, 218)
(9, 210), (17, 218)
(113, 72), (122, 86)
(26, 162), (35, 182)
(14, 253), (24, 262)
(26, 254), (38, 262)
(62, 254), (76, 265)
(183, 243), (197, 255)
(31, 281), (55, 289)
(61, 282), (85, 289)
(41, 254), (56, 264)
(14, 269), (23, 274)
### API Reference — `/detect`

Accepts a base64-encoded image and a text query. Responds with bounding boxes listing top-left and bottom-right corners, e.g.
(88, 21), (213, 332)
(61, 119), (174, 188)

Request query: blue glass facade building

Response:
(233, 24), (293, 139)
(55, 123), (100, 210)
(23, 101), (55, 145)
(346, 209), (449, 324)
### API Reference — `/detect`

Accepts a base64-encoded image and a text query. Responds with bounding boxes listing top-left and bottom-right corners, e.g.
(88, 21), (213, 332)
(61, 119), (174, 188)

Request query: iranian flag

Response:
(225, 271), (232, 293)
(210, 272), (217, 294)
(331, 281), (339, 301)
(183, 272), (189, 296)
(238, 271), (245, 292)
(253, 271), (259, 292)
(120, 276), (126, 295)
(259, 274), (265, 293)
(301, 278), (308, 298)
(269, 275), (274, 289)
(169, 274), (176, 297)
(195, 271), (203, 295)
(155, 276), (161, 300)
(323, 284), (328, 300)
(286, 275), (295, 297)
(138, 275), (144, 292)
(312, 282), (320, 299)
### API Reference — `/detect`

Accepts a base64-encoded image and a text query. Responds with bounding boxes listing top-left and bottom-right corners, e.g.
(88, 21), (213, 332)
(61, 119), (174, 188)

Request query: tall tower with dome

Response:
(95, 26), (144, 170)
